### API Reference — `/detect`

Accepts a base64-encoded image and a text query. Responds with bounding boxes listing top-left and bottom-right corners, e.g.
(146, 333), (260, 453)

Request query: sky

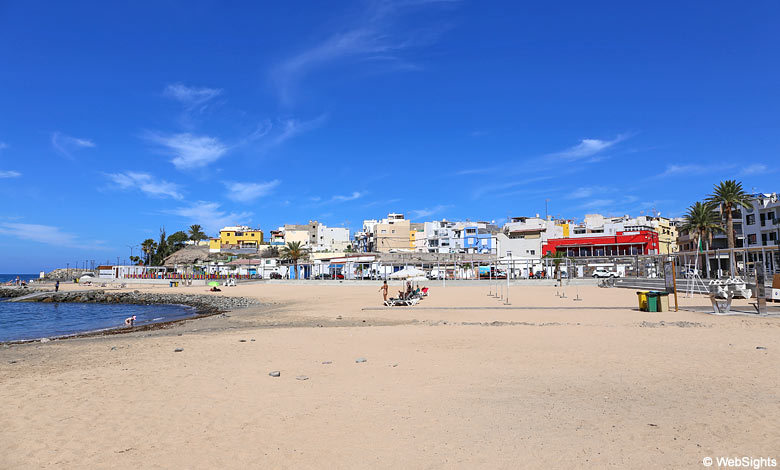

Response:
(1, 0), (779, 272)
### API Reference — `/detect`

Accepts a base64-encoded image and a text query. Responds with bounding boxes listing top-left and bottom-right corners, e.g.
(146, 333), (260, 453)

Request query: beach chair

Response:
(421, 287), (429, 297)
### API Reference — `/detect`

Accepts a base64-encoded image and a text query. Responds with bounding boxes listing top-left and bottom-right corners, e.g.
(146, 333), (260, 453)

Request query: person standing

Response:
(379, 280), (389, 303)
(55, 280), (59, 292)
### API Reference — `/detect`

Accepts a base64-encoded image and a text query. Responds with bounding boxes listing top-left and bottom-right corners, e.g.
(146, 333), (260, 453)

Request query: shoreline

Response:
(0, 290), (260, 345)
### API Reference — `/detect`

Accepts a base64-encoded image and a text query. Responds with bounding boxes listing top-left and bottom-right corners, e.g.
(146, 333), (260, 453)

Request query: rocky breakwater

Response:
(27, 290), (259, 314)
(0, 286), (51, 298)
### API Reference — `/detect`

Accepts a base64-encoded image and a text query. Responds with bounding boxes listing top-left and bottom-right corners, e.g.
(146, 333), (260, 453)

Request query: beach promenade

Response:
(1, 283), (779, 469)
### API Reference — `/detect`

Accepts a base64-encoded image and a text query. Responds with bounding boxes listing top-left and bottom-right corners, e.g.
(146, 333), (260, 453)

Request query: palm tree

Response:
(681, 202), (723, 276)
(705, 180), (753, 250)
(543, 251), (565, 280)
(280, 241), (309, 280)
(141, 239), (157, 266)
(188, 224), (207, 241)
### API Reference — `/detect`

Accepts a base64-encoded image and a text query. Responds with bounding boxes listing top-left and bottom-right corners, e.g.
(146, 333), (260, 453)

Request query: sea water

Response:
(0, 273), (39, 284)
(0, 301), (198, 342)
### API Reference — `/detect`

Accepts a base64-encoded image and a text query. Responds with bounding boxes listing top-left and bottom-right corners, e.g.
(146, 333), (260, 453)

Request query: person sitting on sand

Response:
(209, 286), (221, 292)
(379, 281), (389, 302)
(125, 315), (136, 326)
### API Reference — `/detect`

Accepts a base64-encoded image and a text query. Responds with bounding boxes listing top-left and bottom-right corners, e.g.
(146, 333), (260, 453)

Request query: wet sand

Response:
(1, 283), (779, 469)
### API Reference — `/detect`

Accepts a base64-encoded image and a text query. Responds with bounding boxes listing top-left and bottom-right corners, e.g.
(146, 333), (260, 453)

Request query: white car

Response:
(592, 268), (617, 278)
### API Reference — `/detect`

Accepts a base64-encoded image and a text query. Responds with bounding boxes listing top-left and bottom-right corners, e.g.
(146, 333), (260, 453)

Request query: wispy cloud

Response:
(547, 134), (629, 161)
(0, 170), (21, 178)
(363, 198), (401, 208)
(165, 201), (252, 234)
(0, 223), (104, 249)
(568, 186), (613, 199)
(106, 171), (184, 200)
(146, 132), (228, 170)
(331, 191), (364, 202)
(0, 141), (7, 151)
(51, 132), (95, 158)
(309, 191), (366, 207)
(163, 83), (222, 110)
(409, 204), (450, 219)
(655, 164), (732, 178)
(739, 164), (771, 176)
(472, 175), (556, 199)
(224, 180), (281, 203)
(271, 1), (454, 104)
(271, 115), (327, 146)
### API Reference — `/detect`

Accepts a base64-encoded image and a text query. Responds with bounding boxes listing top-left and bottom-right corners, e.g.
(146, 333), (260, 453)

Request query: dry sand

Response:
(2, 283), (779, 469)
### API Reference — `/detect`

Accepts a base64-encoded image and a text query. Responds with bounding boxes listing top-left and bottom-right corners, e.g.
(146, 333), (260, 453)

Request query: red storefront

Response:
(543, 231), (659, 257)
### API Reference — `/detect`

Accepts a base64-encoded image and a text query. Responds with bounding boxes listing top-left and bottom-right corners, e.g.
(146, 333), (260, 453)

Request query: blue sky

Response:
(1, 0), (778, 272)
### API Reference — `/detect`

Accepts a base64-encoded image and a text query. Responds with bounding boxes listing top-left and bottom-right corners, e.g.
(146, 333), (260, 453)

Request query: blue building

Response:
(462, 225), (495, 254)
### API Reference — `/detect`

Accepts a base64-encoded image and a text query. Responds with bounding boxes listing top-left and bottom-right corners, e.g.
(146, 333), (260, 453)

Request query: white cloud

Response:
(163, 83), (222, 108)
(106, 171), (184, 199)
(657, 164), (711, 177)
(331, 191), (364, 202)
(271, 116), (326, 146)
(147, 132), (228, 170)
(271, 1), (451, 104)
(224, 180), (281, 202)
(0, 223), (101, 249)
(568, 186), (612, 199)
(166, 201), (252, 234)
(51, 132), (96, 157)
(739, 164), (769, 176)
(0, 142), (7, 151)
(0, 170), (21, 178)
(409, 205), (449, 219)
(548, 135), (628, 161)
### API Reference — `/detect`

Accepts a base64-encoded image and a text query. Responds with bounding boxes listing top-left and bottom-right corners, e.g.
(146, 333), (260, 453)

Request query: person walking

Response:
(379, 280), (389, 303)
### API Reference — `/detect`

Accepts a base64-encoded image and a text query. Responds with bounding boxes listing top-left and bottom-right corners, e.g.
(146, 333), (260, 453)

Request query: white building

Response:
(280, 221), (351, 252)
(742, 193), (779, 273)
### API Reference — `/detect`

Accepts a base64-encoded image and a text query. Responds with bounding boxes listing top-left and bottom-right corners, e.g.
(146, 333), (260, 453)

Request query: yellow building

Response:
(655, 218), (678, 254)
(209, 225), (264, 252)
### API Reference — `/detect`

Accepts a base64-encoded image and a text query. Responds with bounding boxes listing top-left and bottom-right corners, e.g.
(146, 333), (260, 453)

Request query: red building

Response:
(542, 230), (659, 257)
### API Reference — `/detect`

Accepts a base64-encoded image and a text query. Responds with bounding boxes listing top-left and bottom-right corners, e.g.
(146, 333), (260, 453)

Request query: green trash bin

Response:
(646, 292), (659, 312)
(636, 291), (649, 311)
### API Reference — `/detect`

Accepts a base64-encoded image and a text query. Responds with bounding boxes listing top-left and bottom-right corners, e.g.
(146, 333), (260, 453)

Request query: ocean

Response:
(0, 274), (40, 284)
(0, 301), (198, 342)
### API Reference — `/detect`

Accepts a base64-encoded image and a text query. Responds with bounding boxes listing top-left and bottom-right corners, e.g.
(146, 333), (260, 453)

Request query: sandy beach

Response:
(2, 282), (779, 469)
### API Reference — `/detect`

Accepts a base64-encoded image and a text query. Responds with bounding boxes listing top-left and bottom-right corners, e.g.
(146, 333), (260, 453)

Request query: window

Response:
(746, 214), (756, 225)
(748, 234), (757, 245)
(529, 250), (535, 255)
(762, 234), (768, 245)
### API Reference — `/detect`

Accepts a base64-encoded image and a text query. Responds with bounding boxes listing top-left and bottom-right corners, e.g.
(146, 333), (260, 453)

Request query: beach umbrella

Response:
(208, 281), (220, 287)
(389, 267), (426, 279)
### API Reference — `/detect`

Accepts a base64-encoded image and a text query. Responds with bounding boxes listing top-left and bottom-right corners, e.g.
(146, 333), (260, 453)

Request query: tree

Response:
(280, 241), (309, 280)
(141, 239), (157, 266)
(260, 246), (279, 258)
(152, 228), (168, 266)
(543, 251), (565, 280)
(167, 231), (189, 249)
(188, 224), (207, 241)
(705, 180), (753, 250)
(681, 202), (723, 276)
